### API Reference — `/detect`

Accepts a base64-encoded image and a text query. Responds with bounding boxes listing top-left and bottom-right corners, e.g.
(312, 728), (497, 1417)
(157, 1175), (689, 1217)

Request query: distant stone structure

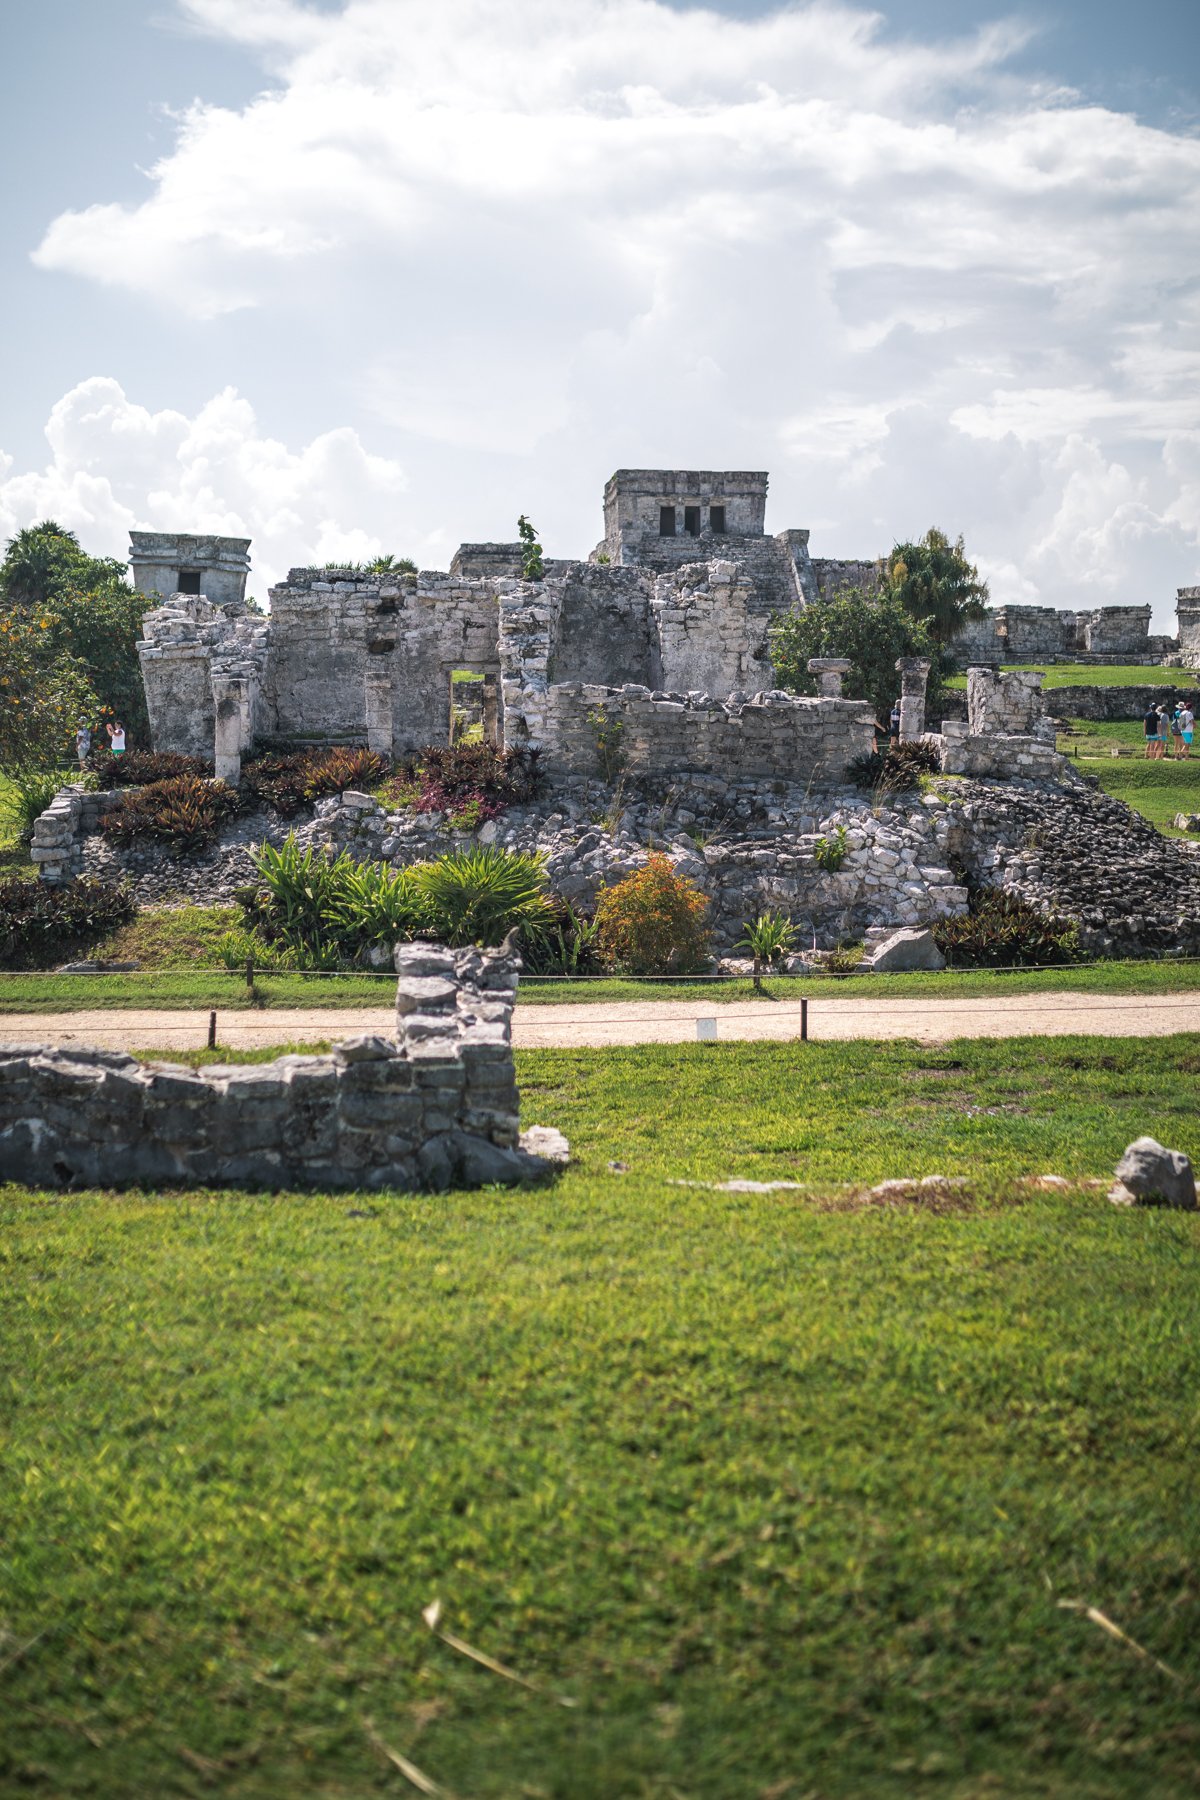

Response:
(129, 532), (251, 606)
(1178, 588), (1200, 663)
(952, 601), (1174, 665)
(132, 470), (1195, 789)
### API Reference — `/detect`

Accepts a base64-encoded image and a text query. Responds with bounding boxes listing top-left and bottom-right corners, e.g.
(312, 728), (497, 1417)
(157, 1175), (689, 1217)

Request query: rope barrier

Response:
(7, 995), (1197, 1038)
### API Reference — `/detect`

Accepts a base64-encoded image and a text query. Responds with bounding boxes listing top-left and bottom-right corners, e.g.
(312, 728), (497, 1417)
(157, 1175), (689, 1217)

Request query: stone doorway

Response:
(448, 667), (500, 746)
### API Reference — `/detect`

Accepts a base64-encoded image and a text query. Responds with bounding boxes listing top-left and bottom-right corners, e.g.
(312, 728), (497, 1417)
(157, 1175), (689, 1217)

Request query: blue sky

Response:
(1, 0), (1197, 621)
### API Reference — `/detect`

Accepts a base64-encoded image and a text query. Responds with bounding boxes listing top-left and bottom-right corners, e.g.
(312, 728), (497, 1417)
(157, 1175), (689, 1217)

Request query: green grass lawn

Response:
(1053, 724), (1200, 835)
(0, 769), (40, 879)
(948, 662), (1200, 690)
(4, 955), (1200, 1013)
(2, 1036), (1199, 1798)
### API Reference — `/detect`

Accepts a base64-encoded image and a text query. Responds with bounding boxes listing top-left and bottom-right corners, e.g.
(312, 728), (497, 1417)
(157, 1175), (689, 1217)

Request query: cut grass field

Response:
(4, 953), (1200, 1012)
(2, 1035), (1199, 1798)
(1053, 722), (1200, 835)
(947, 662), (1200, 689)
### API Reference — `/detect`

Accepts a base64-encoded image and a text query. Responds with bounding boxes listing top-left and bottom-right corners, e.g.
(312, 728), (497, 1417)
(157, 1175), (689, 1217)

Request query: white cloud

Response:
(15, 0), (1200, 625)
(0, 377), (411, 596)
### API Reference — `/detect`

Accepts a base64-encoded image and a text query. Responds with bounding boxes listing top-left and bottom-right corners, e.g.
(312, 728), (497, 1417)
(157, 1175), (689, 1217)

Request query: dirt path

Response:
(1, 991), (1197, 1051)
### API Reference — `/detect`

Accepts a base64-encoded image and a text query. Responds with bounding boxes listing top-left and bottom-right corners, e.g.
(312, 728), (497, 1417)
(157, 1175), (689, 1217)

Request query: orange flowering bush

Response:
(594, 852), (711, 975)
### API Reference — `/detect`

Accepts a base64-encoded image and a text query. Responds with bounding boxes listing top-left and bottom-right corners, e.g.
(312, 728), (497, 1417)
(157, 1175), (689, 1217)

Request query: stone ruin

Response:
(28, 468), (1200, 959)
(0, 941), (567, 1192)
(133, 466), (1193, 796)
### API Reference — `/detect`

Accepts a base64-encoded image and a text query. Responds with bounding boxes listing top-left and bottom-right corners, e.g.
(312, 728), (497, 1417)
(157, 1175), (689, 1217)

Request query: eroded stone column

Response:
(895, 657), (931, 742)
(807, 656), (853, 698)
(212, 675), (248, 785)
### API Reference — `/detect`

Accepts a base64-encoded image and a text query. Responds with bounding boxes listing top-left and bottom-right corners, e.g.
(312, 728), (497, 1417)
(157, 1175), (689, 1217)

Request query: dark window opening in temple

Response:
(684, 506), (701, 537)
(177, 569), (202, 595)
(710, 505), (726, 534)
(659, 506), (676, 537)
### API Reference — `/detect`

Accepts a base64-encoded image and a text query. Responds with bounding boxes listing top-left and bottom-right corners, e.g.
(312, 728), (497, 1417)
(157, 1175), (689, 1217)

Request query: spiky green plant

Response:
(411, 845), (553, 947)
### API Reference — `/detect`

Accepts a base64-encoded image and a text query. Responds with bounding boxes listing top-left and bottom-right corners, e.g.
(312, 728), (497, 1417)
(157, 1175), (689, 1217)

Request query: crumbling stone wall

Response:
(951, 603), (1158, 666)
(1043, 683), (1199, 723)
(1178, 589), (1200, 663)
(967, 666), (1047, 736)
(650, 561), (772, 695)
(29, 785), (119, 884)
(530, 684), (875, 782)
(139, 595), (269, 761)
(263, 568), (505, 757)
(0, 943), (563, 1192)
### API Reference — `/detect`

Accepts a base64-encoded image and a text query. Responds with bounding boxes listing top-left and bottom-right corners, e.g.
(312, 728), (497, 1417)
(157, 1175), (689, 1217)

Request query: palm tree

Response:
(886, 528), (989, 645)
(1, 520), (83, 607)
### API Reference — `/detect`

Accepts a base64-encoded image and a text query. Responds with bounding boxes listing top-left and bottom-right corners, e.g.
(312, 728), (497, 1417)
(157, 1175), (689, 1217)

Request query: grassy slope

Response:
(1054, 724), (1200, 835)
(3, 1036), (1200, 1799)
(948, 663), (1200, 690)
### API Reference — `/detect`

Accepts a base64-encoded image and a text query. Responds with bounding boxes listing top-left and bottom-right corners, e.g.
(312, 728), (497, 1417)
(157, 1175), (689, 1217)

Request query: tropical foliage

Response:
(0, 519), (151, 748)
(0, 874), (135, 969)
(770, 588), (949, 726)
(847, 739), (942, 794)
(594, 853), (711, 975)
(886, 527), (989, 645)
(100, 776), (242, 857)
(932, 888), (1082, 967)
(241, 837), (554, 965)
(390, 742), (542, 822)
(517, 513), (545, 581)
(409, 845), (553, 947)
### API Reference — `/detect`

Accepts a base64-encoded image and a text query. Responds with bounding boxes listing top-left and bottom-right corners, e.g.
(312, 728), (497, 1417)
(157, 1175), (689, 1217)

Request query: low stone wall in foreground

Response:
(0, 943), (566, 1193)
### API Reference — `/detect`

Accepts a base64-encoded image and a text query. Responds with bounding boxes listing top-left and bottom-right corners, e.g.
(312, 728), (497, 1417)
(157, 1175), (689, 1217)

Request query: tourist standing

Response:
(106, 720), (126, 757)
(1179, 702), (1195, 760)
(889, 699), (901, 747)
(75, 720), (91, 769)
(1157, 705), (1172, 759)
(1143, 702), (1161, 757)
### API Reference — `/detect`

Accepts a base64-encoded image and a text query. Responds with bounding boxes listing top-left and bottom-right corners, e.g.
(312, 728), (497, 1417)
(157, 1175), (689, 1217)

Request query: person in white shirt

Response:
(106, 721), (126, 756)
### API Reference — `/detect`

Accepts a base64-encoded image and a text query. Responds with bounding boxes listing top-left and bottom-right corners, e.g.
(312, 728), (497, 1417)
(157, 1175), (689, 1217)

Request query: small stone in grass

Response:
(1109, 1137), (1196, 1211)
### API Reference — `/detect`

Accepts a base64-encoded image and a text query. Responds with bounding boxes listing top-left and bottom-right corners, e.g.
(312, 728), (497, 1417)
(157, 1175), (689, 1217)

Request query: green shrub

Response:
(241, 837), (431, 969)
(813, 825), (848, 872)
(3, 766), (70, 843)
(736, 912), (798, 989)
(519, 898), (606, 976)
(90, 750), (212, 788)
(594, 853), (711, 975)
(847, 740), (942, 793)
(0, 875), (135, 969)
(411, 846), (553, 948)
(100, 776), (241, 856)
(241, 747), (391, 818)
(932, 888), (1082, 968)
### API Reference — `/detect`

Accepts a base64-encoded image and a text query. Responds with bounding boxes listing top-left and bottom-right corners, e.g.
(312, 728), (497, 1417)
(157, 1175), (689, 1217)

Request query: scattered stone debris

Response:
(1109, 1137), (1197, 1211)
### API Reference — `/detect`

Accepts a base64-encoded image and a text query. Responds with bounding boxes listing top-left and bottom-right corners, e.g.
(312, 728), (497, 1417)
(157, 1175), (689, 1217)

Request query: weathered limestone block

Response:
(967, 666), (1047, 737)
(1109, 1137), (1196, 1210)
(867, 927), (946, 972)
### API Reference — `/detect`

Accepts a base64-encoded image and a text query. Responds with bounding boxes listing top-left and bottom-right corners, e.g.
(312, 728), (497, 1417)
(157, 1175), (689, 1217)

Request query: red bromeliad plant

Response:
(593, 853), (711, 975)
